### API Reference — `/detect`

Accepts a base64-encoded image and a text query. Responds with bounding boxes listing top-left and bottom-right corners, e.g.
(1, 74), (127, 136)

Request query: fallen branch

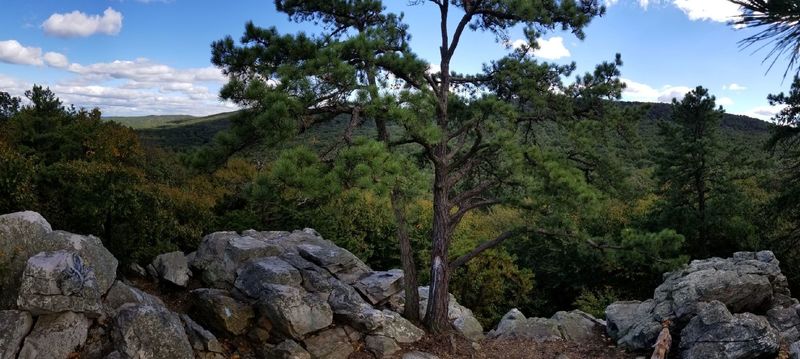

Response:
(650, 320), (672, 359)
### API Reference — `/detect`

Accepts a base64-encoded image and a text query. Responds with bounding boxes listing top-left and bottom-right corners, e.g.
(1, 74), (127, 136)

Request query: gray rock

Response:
(365, 335), (401, 357)
(767, 305), (800, 343)
(81, 325), (114, 359)
(46, 231), (118, 295)
(234, 257), (302, 298)
(181, 314), (224, 355)
(191, 288), (254, 336)
(151, 251), (191, 287)
(0, 310), (33, 358)
(791, 340), (800, 359)
(403, 351), (440, 359)
(326, 277), (386, 331)
(303, 327), (354, 359)
(255, 284), (333, 339)
(18, 311), (90, 359)
(0, 212), (53, 308)
(192, 232), (282, 288)
(105, 351), (123, 359)
(17, 250), (103, 316)
(103, 280), (164, 312)
(262, 339), (311, 359)
(0, 212), (117, 309)
(353, 269), (404, 305)
(370, 309), (425, 344)
(111, 304), (194, 359)
(680, 301), (780, 359)
(487, 308), (561, 341)
(418, 287), (484, 341)
(606, 251), (789, 351)
(296, 240), (370, 285)
(551, 310), (604, 342)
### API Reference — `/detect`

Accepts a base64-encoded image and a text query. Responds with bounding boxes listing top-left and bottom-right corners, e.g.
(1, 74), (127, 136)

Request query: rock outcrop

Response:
(606, 250), (797, 359)
(488, 308), (605, 343)
(0, 211), (492, 359)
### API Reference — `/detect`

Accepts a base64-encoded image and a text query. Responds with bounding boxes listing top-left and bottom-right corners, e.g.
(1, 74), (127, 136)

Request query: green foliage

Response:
(573, 287), (619, 318)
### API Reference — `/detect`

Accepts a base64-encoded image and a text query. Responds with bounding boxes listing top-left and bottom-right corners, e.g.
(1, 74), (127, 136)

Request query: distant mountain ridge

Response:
(110, 102), (772, 152)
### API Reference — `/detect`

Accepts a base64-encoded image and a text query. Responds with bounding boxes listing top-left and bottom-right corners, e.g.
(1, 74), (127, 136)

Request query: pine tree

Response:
(211, 0), (613, 331)
(653, 87), (726, 256)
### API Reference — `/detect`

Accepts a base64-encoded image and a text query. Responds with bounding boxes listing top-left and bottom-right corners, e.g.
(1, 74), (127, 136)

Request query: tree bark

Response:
(391, 190), (420, 323)
(424, 137), (452, 332)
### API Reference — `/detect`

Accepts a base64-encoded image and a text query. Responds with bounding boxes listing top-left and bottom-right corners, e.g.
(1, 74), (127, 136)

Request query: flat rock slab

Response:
(18, 311), (90, 359)
(354, 269), (404, 305)
(103, 280), (165, 313)
(0, 212), (118, 309)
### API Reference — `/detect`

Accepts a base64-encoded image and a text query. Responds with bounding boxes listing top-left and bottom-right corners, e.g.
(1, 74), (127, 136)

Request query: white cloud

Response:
(631, 0), (743, 26)
(0, 40), (43, 66)
(621, 78), (693, 103)
(717, 97), (734, 106)
(723, 83), (747, 91)
(0, 55), (234, 116)
(671, 0), (742, 24)
(42, 8), (123, 38)
(67, 58), (225, 84)
(509, 37), (571, 60)
(43, 52), (69, 68)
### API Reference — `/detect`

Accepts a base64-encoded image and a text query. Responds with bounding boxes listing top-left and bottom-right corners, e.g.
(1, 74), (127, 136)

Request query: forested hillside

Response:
(111, 102), (771, 153)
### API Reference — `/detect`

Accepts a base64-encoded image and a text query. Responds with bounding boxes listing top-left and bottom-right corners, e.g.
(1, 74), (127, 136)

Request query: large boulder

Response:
(151, 251), (191, 287)
(0, 212), (52, 308)
(0, 310), (33, 358)
(488, 308), (561, 342)
(604, 300), (664, 350)
(191, 288), (254, 336)
(606, 251), (790, 351)
(46, 231), (118, 296)
(111, 304), (194, 359)
(192, 232), (282, 288)
(679, 301), (780, 359)
(17, 250), (103, 316)
(18, 311), (90, 359)
(489, 308), (604, 343)
(0, 212), (118, 309)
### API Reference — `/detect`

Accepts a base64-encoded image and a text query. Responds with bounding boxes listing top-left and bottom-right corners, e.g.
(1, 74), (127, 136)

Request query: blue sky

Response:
(0, 0), (792, 119)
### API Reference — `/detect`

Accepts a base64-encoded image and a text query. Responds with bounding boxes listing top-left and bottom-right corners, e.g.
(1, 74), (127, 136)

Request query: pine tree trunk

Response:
(391, 190), (420, 323)
(424, 152), (452, 333)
